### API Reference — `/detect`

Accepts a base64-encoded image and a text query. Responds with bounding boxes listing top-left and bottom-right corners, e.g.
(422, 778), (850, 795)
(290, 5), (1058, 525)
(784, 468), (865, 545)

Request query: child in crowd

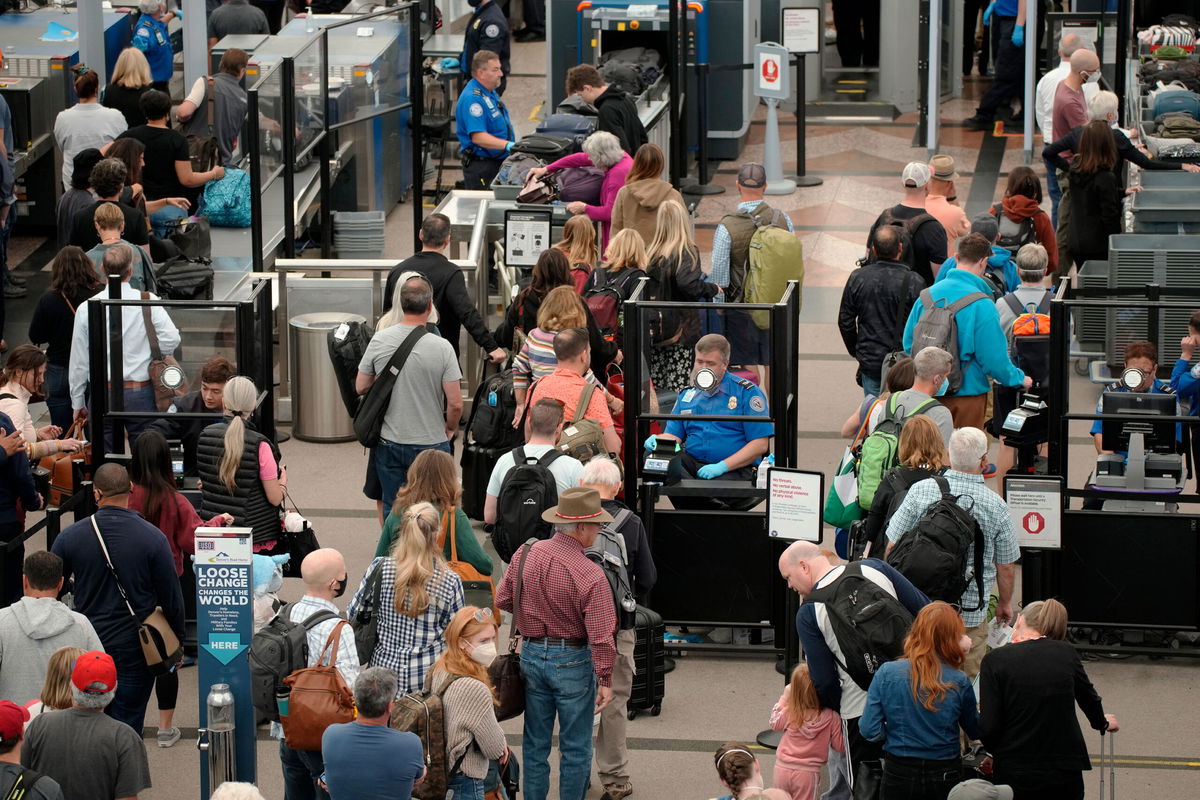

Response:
(711, 743), (790, 800)
(768, 665), (844, 800)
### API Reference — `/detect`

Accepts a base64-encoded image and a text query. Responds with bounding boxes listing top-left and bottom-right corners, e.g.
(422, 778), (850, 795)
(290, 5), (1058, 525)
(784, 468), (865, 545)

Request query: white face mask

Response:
(467, 641), (498, 668)
(1084, 70), (1101, 84)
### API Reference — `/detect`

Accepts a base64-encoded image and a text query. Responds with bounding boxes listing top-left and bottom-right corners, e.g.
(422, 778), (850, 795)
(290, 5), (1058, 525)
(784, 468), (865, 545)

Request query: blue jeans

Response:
(1045, 160), (1062, 229)
(449, 772), (487, 800)
(45, 363), (73, 433)
(520, 641), (596, 800)
(149, 205), (187, 239)
(279, 739), (329, 800)
(98, 384), (158, 454)
(105, 654), (154, 734)
(860, 372), (882, 398)
(374, 439), (452, 509)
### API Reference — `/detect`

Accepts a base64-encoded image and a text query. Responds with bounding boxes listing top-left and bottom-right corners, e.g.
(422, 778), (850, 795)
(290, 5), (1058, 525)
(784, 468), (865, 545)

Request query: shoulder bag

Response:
(38, 417), (90, 507)
(350, 558), (385, 664)
(438, 510), (497, 617)
(354, 326), (429, 447)
(488, 540), (532, 721)
(178, 76), (220, 174)
(281, 620), (357, 751)
(90, 515), (182, 676)
(140, 292), (191, 411)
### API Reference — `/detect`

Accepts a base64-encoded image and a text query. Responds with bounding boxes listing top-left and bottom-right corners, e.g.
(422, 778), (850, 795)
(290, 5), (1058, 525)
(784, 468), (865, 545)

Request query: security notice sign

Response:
(504, 209), (551, 267)
(781, 7), (820, 54)
(1004, 476), (1063, 549)
(195, 528), (256, 792)
(754, 41), (791, 100)
(767, 468), (823, 542)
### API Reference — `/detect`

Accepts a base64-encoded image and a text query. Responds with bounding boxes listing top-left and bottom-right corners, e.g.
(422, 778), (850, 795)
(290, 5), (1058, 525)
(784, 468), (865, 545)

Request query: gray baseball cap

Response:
(737, 163), (767, 188)
(948, 779), (1014, 800)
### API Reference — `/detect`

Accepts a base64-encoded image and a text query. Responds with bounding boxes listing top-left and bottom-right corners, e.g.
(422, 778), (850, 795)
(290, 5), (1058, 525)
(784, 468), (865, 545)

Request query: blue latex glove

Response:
(1012, 24), (1025, 47)
(697, 460), (729, 480)
(439, 57), (460, 70)
(643, 434), (658, 453)
(982, 1), (995, 24)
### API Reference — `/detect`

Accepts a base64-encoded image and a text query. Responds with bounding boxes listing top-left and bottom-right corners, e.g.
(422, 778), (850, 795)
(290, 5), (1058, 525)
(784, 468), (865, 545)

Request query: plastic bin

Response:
(289, 312), (366, 442)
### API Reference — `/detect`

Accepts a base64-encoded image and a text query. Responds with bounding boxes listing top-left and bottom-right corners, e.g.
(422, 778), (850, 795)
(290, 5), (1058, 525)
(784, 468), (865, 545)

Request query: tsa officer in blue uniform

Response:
(462, 0), (510, 96)
(644, 333), (774, 510)
(455, 50), (516, 190)
(132, 0), (177, 91)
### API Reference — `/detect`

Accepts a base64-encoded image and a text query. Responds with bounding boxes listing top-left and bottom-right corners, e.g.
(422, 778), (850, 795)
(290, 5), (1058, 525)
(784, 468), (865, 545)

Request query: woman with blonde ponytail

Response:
(348, 501), (464, 694)
(197, 375), (286, 548)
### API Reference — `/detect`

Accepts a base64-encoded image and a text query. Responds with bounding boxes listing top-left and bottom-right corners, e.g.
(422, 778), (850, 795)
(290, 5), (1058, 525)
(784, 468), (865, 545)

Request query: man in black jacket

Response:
(150, 356), (235, 474)
(384, 213), (505, 364)
(565, 64), (647, 156)
(838, 225), (926, 396)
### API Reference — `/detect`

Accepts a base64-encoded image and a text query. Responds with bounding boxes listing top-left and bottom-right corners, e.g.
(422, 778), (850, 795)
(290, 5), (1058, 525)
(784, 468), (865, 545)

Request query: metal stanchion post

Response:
(681, 63), (724, 197)
(789, 55), (821, 187)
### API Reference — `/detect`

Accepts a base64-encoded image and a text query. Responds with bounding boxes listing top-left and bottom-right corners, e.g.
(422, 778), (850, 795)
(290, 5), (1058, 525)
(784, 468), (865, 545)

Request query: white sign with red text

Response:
(767, 468), (823, 542)
(1004, 476), (1063, 550)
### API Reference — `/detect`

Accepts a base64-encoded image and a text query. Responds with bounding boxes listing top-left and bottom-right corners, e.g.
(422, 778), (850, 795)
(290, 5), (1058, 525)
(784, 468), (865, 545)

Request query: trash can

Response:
(289, 312), (366, 442)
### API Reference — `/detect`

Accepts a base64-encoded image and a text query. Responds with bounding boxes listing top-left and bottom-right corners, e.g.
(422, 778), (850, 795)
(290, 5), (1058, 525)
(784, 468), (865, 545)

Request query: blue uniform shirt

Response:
(132, 14), (174, 84)
(663, 372), (774, 464)
(1090, 378), (1181, 444)
(1170, 358), (1200, 416)
(462, 1), (510, 77)
(455, 77), (513, 159)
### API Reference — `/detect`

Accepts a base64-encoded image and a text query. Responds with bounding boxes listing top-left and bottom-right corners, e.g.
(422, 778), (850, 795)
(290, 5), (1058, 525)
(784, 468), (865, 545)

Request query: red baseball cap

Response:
(71, 651), (117, 693)
(0, 701), (28, 742)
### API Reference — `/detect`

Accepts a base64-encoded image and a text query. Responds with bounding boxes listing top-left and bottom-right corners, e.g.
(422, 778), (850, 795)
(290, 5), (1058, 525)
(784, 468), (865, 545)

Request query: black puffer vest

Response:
(197, 418), (282, 544)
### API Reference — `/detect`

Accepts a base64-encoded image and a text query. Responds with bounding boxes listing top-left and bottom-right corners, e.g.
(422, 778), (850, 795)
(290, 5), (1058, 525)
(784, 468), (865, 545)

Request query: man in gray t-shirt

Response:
(357, 274), (463, 507)
(870, 347), (956, 447)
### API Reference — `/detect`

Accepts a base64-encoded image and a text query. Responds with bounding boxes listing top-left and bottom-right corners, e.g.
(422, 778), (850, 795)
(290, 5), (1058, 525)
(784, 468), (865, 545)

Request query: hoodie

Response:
(594, 86), (648, 156)
(611, 179), (686, 246)
(934, 245), (1020, 295)
(769, 701), (844, 769)
(989, 195), (1059, 275)
(0, 596), (103, 703)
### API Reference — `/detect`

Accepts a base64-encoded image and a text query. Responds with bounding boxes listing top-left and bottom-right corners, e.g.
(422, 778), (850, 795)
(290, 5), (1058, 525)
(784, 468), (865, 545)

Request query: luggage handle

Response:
(1099, 729), (1115, 800)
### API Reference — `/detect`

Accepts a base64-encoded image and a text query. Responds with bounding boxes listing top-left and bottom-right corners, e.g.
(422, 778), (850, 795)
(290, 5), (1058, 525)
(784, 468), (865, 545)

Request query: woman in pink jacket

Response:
(529, 130), (633, 249)
(769, 664), (844, 800)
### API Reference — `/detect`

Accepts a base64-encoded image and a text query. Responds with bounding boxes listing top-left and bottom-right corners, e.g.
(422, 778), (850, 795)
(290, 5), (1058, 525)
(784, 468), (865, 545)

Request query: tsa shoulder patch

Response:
(469, 102), (484, 118)
(485, 23), (500, 37)
(749, 396), (765, 412)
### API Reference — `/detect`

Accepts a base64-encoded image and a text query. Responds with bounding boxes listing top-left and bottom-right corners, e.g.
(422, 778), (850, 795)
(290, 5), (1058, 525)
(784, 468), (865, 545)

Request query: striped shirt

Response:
(495, 532), (617, 686)
(347, 556), (464, 695)
(884, 470), (1020, 627)
(512, 328), (601, 393)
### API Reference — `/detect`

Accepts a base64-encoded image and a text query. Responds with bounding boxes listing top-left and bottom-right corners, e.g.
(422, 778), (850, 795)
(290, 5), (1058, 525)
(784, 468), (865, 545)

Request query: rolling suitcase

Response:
(1098, 731), (1116, 800)
(461, 443), (504, 521)
(628, 604), (665, 720)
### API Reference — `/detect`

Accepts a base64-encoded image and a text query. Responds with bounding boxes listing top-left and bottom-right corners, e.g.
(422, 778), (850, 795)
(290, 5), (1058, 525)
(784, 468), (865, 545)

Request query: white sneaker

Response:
(157, 727), (181, 748)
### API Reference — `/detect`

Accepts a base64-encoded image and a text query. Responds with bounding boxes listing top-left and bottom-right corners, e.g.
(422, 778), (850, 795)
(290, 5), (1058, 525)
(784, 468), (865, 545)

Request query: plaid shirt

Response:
(348, 556), (464, 695)
(496, 532), (617, 686)
(883, 470), (1020, 627)
(271, 595), (361, 740)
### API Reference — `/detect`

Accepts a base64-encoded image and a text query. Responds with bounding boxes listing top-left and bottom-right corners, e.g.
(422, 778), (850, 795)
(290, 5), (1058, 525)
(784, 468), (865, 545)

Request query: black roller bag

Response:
(628, 604), (665, 720)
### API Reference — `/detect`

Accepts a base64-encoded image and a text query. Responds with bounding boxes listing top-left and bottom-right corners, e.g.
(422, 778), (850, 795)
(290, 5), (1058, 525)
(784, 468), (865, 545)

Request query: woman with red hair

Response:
(858, 601), (980, 799)
(428, 606), (511, 800)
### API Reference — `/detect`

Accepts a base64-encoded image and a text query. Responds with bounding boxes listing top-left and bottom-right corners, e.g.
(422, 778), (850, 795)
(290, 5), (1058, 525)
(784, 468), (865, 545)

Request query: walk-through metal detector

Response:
(620, 280), (801, 668)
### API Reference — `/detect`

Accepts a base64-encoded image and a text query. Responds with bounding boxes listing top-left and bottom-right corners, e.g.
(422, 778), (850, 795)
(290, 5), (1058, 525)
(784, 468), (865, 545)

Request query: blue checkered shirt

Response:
(710, 201), (795, 301)
(348, 556), (465, 695)
(270, 595), (361, 740)
(883, 470), (1020, 627)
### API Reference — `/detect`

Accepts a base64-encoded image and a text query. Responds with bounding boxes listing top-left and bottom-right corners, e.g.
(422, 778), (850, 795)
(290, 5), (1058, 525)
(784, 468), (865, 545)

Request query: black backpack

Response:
(248, 606), (340, 722)
(871, 208), (938, 270)
(991, 207), (1037, 259)
(154, 256), (214, 300)
(804, 562), (914, 691)
(583, 268), (641, 342)
(885, 476), (986, 611)
(465, 369), (524, 450)
(492, 447), (563, 562)
(585, 509), (638, 630)
(328, 319), (374, 418)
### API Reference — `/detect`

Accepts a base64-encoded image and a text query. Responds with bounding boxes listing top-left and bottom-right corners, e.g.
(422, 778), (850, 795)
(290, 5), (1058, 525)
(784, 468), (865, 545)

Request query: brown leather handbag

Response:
(488, 541), (531, 722)
(281, 620), (357, 751)
(438, 511), (498, 618)
(140, 292), (190, 411)
(39, 419), (89, 507)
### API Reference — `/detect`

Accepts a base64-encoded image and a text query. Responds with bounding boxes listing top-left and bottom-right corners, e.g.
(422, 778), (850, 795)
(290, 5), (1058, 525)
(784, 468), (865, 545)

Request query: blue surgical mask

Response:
(936, 378), (949, 397)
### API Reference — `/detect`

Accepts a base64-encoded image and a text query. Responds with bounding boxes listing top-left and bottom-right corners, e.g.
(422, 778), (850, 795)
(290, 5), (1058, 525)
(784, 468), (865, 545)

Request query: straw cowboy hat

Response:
(541, 487), (615, 525)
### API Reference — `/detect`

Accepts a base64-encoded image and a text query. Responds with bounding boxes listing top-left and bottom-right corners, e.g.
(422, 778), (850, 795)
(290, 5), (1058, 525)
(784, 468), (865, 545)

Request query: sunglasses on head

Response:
(472, 607), (494, 622)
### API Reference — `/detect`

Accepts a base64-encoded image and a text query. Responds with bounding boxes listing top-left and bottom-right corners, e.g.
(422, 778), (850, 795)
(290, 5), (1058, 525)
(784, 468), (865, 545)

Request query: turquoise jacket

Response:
(934, 245), (1020, 294)
(902, 268), (1026, 397)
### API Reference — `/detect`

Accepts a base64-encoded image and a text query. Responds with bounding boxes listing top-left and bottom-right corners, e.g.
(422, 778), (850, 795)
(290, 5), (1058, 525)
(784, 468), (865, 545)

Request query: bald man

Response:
(276, 548), (360, 800)
(779, 542), (928, 798)
(1050, 47), (1103, 271)
(52, 462), (184, 732)
(1036, 34), (1098, 228)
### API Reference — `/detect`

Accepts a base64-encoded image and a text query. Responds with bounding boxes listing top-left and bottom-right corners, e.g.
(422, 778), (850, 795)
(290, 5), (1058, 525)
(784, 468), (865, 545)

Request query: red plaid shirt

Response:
(496, 532), (617, 686)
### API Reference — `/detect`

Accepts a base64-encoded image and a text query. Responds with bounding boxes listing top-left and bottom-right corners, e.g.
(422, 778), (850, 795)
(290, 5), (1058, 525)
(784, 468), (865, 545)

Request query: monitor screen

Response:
(647, 511), (780, 626)
(169, 444), (185, 478)
(1100, 391), (1177, 454)
(1061, 511), (1199, 629)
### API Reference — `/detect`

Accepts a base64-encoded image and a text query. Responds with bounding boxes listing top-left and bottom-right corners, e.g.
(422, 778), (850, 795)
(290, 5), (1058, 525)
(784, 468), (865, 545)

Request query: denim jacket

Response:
(859, 659), (981, 760)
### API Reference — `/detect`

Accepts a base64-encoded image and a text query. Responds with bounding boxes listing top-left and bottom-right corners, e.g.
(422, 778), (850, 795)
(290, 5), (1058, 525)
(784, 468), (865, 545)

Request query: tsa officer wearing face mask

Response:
(455, 50), (516, 190)
(644, 334), (774, 510)
(460, 0), (510, 96)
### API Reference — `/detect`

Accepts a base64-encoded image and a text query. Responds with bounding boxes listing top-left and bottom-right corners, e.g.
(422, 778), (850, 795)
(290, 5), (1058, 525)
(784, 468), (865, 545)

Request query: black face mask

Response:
(333, 576), (348, 598)
(467, 0), (483, 7)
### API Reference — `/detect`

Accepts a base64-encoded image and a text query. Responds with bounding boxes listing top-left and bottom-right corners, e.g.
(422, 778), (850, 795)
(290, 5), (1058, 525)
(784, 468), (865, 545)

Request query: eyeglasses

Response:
(472, 608), (494, 622)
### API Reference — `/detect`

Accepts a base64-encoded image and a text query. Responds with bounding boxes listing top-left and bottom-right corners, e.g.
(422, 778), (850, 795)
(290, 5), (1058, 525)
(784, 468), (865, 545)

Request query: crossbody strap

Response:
(205, 75), (216, 135)
(380, 326), (428, 382)
(511, 540), (534, 645)
(61, 293), (76, 315)
(139, 291), (163, 361)
(317, 620), (349, 667)
(90, 516), (141, 623)
(574, 382), (595, 424)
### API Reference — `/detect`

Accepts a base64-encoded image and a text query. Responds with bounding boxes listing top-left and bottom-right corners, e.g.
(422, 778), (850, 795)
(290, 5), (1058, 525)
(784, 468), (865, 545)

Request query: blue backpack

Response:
(202, 168), (251, 228)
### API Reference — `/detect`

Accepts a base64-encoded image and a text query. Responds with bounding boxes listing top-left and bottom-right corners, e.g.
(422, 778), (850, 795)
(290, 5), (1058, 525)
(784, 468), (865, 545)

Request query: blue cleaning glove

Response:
(643, 434), (658, 453)
(697, 461), (729, 480)
(1012, 25), (1025, 47)
(439, 57), (460, 70)
(982, 1), (995, 24)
